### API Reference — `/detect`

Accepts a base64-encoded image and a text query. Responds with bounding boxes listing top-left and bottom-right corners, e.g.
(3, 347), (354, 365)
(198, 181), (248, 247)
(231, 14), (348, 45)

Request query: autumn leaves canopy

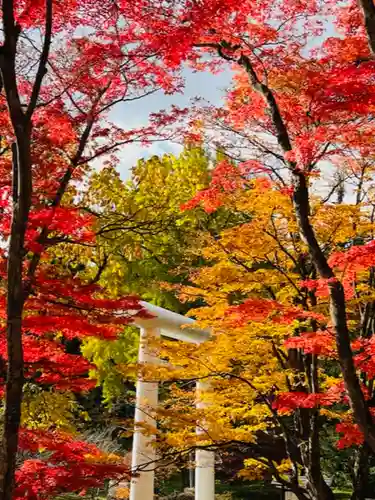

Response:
(1, 0), (375, 499)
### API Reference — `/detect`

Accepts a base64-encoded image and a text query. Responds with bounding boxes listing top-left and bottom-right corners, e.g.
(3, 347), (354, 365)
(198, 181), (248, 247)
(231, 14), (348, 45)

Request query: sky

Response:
(109, 67), (233, 179)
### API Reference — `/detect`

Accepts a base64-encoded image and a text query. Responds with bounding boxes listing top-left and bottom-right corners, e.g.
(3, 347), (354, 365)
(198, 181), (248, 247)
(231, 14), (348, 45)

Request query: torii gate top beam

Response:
(133, 301), (210, 344)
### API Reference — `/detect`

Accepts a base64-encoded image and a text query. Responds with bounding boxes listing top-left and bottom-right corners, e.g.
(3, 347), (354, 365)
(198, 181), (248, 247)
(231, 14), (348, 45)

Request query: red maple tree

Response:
(0, 0), (182, 498)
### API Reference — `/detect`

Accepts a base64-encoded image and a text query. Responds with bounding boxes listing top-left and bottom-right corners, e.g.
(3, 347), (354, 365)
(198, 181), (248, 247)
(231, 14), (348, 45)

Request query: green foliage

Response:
(215, 481), (281, 500)
(157, 475), (282, 500)
(78, 149), (212, 404)
(82, 146), (212, 309)
(332, 491), (352, 500)
(81, 327), (139, 404)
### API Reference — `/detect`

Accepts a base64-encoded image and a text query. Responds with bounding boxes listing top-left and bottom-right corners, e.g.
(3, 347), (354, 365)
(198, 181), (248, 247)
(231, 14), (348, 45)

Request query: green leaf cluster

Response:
(82, 146), (213, 307)
(81, 327), (139, 405)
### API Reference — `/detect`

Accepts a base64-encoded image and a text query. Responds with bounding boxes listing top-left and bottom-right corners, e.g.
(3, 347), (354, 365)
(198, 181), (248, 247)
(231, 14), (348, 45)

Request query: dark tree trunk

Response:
(0, 1), (52, 498)
(0, 23), (33, 499)
(303, 357), (334, 500)
(351, 445), (371, 500)
(358, 0), (375, 54)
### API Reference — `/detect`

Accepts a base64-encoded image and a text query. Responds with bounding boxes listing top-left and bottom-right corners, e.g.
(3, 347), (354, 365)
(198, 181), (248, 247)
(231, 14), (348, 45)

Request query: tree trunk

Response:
(0, 126), (32, 500)
(358, 0), (375, 54)
(0, 48), (33, 500)
(351, 445), (370, 500)
(0, 0), (52, 497)
(302, 356), (335, 500)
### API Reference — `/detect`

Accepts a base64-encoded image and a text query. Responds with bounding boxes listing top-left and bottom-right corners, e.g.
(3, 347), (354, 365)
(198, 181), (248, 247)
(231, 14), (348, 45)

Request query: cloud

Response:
(107, 67), (233, 178)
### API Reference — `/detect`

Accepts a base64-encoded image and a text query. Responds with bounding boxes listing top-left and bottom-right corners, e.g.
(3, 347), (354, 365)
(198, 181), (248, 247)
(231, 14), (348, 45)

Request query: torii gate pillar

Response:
(195, 380), (215, 500)
(129, 327), (159, 500)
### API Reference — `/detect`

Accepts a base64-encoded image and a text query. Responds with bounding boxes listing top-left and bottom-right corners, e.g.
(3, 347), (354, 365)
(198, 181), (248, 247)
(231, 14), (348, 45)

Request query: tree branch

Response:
(26, 0), (53, 119)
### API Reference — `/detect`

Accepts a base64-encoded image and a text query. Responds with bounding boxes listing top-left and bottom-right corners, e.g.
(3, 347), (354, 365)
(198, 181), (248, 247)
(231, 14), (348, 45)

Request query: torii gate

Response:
(129, 301), (213, 500)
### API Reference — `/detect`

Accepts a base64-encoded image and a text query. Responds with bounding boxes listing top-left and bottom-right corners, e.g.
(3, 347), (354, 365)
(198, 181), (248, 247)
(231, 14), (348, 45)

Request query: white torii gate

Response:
(129, 301), (213, 500)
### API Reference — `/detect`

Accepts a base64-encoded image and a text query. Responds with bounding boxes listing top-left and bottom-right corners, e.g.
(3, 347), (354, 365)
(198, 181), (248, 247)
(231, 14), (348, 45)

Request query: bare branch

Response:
(26, 0), (53, 119)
